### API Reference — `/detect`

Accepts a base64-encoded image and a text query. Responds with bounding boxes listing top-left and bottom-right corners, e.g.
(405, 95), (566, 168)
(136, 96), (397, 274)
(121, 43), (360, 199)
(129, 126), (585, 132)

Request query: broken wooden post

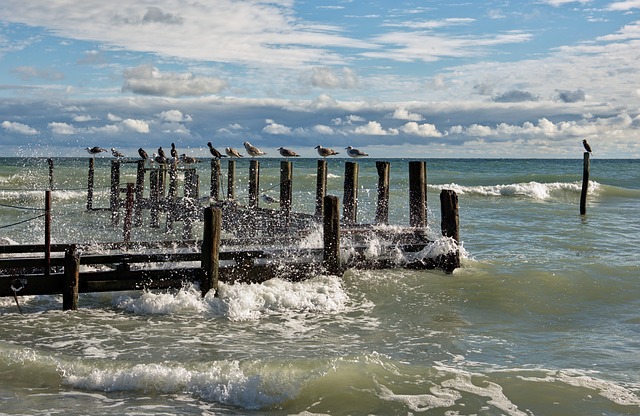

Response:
(409, 161), (427, 227)
(280, 161), (292, 221)
(110, 160), (121, 226)
(343, 161), (358, 224)
(63, 245), (80, 311)
(123, 183), (134, 244)
(323, 195), (341, 275)
(210, 158), (221, 201)
(48, 158), (54, 190)
(440, 189), (460, 273)
(249, 160), (260, 209)
(44, 190), (51, 277)
(86, 158), (95, 211)
(134, 160), (145, 227)
(315, 160), (327, 218)
(227, 159), (236, 200)
(580, 152), (590, 215)
(375, 161), (390, 225)
(201, 206), (221, 297)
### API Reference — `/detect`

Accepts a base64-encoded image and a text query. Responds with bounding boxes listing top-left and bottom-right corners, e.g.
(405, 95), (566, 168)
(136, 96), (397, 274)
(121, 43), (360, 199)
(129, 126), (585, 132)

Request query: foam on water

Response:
(432, 180), (600, 200)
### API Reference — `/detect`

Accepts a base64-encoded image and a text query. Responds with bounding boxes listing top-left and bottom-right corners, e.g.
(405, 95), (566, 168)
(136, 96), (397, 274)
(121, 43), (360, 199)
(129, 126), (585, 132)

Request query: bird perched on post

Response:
(85, 146), (107, 156)
(158, 146), (167, 159)
(170, 143), (178, 159)
(138, 148), (149, 162)
(153, 152), (167, 165)
(278, 147), (300, 158)
(225, 147), (243, 158)
(244, 141), (266, 157)
(345, 146), (369, 158)
(314, 145), (339, 158)
(111, 148), (124, 158)
(582, 139), (593, 154)
(207, 142), (225, 159)
(180, 154), (198, 164)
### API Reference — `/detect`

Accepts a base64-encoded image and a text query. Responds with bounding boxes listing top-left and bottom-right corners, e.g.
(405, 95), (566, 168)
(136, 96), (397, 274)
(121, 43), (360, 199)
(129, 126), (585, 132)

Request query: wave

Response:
(430, 180), (601, 200)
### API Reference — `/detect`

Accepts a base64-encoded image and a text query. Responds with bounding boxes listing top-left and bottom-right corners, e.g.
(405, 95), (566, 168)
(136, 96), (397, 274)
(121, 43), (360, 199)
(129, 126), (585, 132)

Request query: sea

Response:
(0, 157), (639, 416)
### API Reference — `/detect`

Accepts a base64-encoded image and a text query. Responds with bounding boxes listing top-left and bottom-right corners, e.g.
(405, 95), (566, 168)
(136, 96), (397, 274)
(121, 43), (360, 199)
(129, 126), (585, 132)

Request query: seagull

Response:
(158, 146), (167, 159)
(345, 146), (369, 158)
(261, 194), (280, 204)
(170, 143), (178, 159)
(111, 148), (125, 158)
(244, 141), (266, 157)
(278, 147), (300, 158)
(314, 145), (339, 158)
(180, 154), (198, 164)
(582, 139), (593, 154)
(85, 146), (107, 156)
(207, 142), (225, 159)
(225, 147), (243, 158)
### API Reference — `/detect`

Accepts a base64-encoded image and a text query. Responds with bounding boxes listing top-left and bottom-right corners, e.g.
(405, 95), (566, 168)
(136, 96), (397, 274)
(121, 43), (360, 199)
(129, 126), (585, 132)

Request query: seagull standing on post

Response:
(345, 146), (369, 158)
(225, 147), (243, 158)
(582, 139), (593, 154)
(314, 145), (339, 158)
(85, 146), (107, 157)
(278, 147), (300, 158)
(111, 148), (124, 158)
(244, 141), (266, 158)
(207, 142), (225, 159)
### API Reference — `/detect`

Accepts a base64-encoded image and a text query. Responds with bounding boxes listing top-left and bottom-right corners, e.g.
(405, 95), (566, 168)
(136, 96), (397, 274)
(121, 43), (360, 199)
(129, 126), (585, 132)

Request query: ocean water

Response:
(1, 157), (639, 415)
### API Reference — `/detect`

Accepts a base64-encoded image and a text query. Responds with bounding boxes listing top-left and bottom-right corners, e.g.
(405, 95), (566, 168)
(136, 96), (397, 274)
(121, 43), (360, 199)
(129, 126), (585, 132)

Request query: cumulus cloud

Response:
(158, 109), (193, 123)
(122, 65), (228, 97)
(49, 122), (76, 135)
(312, 124), (335, 135)
(1, 120), (38, 135)
(389, 107), (424, 121)
(607, 1), (640, 11)
(107, 113), (122, 122)
(492, 90), (539, 102)
(557, 89), (586, 103)
(309, 67), (359, 89)
(400, 122), (442, 137)
(121, 118), (150, 133)
(263, 119), (292, 135)
(354, 121), (399, 135)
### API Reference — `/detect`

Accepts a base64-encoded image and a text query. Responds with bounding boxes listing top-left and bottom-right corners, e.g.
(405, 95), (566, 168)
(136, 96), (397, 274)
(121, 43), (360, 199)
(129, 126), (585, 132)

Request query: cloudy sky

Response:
(1, 0), (640, 158)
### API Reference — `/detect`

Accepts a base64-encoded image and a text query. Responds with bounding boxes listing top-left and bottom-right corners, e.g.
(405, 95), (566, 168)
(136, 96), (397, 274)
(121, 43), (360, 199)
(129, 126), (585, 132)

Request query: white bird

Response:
(225, 147), (243, 158)
(85, 146), (107, 156)
(261, 194), (279, 204)
(314, 145), (339, 158)
(244, 141), (266, 157)
(278, 147), (300, 158)
(345, 146), (369, 158)
(111, 148), (124, 158)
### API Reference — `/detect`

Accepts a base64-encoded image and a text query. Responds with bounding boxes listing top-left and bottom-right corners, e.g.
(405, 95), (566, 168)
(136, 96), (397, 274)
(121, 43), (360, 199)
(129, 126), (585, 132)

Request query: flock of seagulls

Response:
(86, 141), (371, 161)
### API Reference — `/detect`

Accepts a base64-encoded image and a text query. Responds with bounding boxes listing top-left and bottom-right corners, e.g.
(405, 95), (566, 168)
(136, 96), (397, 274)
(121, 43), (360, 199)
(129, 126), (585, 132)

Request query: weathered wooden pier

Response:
(1, 158), (461, 311)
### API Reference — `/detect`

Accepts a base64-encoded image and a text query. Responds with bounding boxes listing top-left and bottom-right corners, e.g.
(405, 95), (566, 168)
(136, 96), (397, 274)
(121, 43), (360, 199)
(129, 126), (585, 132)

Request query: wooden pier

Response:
(1, 158), (461, 311)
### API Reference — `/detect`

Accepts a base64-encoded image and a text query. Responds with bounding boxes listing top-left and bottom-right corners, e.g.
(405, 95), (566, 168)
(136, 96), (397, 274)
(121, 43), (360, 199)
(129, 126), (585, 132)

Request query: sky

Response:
(1, 0), (640, 158)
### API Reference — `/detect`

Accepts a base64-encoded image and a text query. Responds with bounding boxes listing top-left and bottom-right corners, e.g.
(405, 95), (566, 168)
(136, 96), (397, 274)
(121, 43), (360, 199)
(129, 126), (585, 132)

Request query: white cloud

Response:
(312, 124), (334, 135)
(107, 113), (122, 122)
(542, 0), (591, 6)
(607, 1), (640, 11)
(263, 119), (292, 135)
(122, 65), (228, 97)
(121, 118), (150, 133)
(48, 122), (76, 135)
(354, 121), (399, 135)
(11, 66), (64, 81)
(72, 115), (96, 122)
(400, 122), (442, 137)
(309, 67), (359, 89)
(390, 107), (424, 121)
(158, 109), (192, 123)
(1, 120), (38, 135)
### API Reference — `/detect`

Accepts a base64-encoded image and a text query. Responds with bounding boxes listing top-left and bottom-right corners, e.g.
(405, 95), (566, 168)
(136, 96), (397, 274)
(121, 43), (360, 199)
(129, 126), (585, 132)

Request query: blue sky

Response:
(1, 0), (640, 158)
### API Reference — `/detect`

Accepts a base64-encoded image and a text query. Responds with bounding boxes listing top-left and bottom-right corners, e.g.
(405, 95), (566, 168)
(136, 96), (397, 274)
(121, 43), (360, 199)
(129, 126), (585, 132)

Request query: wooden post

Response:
(63, 245), (80, 311)
(123, 183), (134, 244)
(315, 160), (327, 218)
(150, 169), (159, 227)
(343, 161), (358, 224)
(47, 158), (54, 190)
(110, 160), (121, 226)
(227, 159), (236, 200)
(184, 169), (198, 199)
(580, 152), (590, 215)
(44, 190), (51, 277)
(249, 160), (260, 209)
(375, 161), (390, 225)
(134, 160), (145, 227)
(86, 158), (95, 211)
(210, 158), (220, 201)
(323, 195), (341, 275)
(409, 161), (427, 227)
(166, 163), (178, 229)
(280, 161), (292, 221)
(440, 189), (460, 273)
(201, 206), (221, 297)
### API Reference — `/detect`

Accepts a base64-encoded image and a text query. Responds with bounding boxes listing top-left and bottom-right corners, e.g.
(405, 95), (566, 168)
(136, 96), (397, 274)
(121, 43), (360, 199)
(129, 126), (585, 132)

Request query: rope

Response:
(0, 214), (46, 230)
(0, 202), (46, 211)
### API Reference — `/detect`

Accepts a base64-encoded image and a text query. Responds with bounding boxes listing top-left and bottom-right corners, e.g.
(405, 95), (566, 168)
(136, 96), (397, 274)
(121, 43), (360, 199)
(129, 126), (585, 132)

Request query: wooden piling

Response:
(249, 160), (260, 209)
(201, 206), (221, 297)
(409, 161), (427, 227)
(134, 160), (145, 227)
(86, 158), (95, 211)
(343, 162), (359, 224)
(166, 163), (178, 229)
(63, 245), (80, 311)
(440, 189), (460, 273)
(323, 195), (341, 275)
(210, 158), (221, 201)
(580, 152), (590, 215)
(48, 158), (54, 190)
(184, 169), (199, 199)
(280, 161), (292, 221)
(44, 190), (51, 277)
(110, 160), (121, 226)
(227, 160), (236, 200)
(150, 170), (160, 227)
(315, 160), (328, 218)
(123, 183), (134, 244)
(375, 161), (390, 225)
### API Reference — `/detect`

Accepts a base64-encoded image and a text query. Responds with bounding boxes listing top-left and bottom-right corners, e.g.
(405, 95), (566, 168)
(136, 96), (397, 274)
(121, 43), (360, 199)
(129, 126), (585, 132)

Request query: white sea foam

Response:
(432, 180), (600, 200)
